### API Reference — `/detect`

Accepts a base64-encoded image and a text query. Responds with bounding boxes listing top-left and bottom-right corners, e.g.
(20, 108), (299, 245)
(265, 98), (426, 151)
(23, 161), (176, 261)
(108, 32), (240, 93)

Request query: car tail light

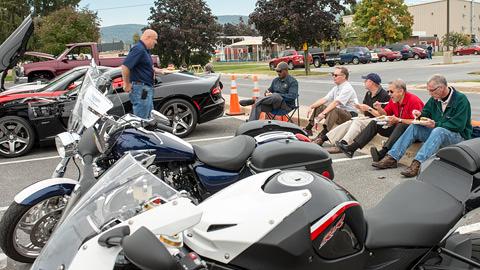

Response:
(295, 133), (311, 142)
(321, 170), (332, 179)
(211, 86), (221, 96)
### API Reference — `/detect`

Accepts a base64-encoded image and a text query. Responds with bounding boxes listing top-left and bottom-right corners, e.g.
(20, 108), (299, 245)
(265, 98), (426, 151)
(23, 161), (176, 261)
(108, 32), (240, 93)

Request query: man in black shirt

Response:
(325, 73), (389, 153)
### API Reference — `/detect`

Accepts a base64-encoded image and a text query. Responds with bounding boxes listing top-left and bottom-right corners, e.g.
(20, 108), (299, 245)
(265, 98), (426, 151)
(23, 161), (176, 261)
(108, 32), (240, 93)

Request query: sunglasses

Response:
(331, 73), (343, 77)
(388, 90), (394, 94)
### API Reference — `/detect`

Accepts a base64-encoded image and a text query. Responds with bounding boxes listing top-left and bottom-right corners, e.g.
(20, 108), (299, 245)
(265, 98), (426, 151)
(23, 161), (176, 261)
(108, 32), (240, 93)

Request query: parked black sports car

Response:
(0, 15), (224, 158)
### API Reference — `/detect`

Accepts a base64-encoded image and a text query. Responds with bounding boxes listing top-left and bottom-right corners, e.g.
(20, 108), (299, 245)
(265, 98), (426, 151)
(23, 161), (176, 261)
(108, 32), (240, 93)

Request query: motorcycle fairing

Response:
(68, 197), (201, 270)
(183, 170), (312, 264)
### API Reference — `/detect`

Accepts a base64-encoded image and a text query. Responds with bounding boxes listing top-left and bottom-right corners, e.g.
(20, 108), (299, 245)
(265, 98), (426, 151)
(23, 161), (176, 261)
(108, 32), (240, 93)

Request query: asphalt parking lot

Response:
(1, 114), (480, 269)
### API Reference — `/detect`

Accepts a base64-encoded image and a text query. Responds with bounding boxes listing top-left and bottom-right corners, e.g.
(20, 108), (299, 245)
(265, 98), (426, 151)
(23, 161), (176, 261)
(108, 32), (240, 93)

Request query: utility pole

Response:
(446, 0), (450, 51)
(472, 0), (475, 41)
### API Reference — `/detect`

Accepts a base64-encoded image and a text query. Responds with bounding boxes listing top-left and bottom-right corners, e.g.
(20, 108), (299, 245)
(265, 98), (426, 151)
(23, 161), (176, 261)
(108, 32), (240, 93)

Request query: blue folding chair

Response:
(265, 97), (300, 126)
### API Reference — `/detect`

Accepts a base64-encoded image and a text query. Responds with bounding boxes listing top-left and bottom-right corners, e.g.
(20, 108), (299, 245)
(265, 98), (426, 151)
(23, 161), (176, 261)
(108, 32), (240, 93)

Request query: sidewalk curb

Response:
(223, 96), (417, 166)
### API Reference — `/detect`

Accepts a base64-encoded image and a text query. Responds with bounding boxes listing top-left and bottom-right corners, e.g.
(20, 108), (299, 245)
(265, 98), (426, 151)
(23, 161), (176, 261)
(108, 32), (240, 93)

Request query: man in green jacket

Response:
(372, 74), (472, 177)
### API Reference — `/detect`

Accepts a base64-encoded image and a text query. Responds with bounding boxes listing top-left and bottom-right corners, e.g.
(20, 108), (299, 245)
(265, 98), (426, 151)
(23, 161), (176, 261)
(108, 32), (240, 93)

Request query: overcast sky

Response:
(78, 0), (432, 27)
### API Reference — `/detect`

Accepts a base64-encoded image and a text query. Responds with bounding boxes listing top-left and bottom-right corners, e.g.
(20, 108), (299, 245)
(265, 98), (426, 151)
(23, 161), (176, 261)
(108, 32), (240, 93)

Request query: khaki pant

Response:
(309, 104), (353, 132)
(326, 117), (373, 145)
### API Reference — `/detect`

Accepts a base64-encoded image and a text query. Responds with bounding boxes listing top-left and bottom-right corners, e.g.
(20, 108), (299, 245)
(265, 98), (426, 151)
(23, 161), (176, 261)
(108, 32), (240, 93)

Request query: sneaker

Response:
(239, 99), (255, 106)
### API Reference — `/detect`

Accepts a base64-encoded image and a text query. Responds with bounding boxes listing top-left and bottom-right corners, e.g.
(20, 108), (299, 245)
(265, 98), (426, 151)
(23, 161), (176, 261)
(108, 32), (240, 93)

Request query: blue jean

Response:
(129, 83), (153, 119)
(388, 125), (464, 163)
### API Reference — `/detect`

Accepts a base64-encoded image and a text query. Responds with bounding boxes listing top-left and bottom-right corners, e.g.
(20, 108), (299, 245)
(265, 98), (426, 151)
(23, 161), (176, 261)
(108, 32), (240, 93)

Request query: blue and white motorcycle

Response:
(0, 64), (333, 263)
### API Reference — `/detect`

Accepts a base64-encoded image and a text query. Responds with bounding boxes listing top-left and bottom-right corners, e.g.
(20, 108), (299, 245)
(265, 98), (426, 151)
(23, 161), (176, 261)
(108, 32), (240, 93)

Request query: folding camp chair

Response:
(265, 96), (300, 126)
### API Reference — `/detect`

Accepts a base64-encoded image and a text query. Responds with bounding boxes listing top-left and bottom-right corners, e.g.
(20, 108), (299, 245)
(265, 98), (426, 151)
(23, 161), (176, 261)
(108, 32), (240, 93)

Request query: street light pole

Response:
(446, 0), (450, 51)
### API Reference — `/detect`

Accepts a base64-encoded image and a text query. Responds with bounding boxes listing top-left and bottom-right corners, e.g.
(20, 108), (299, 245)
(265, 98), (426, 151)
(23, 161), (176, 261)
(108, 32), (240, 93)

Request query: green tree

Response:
(148, 0), (221, 67)
(133, 32), (140, 44)
(339, 24), (361, 47)
(250, 0), (353, 75)
(35, 7), (100, 55)
(353, 0), (413, 46)
(28, 0), (80, 16)
(0, 0), (30, 44)
(442, 32), (471, 50)
(221, 18), (259, 36)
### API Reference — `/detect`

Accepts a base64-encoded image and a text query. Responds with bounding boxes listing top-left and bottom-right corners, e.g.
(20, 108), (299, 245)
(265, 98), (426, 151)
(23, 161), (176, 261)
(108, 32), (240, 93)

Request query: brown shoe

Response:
(372, 155), (398, 169)
(325, 146), (342, 154)
(401, 160), (421, 178)
(312, 135), (324, 146)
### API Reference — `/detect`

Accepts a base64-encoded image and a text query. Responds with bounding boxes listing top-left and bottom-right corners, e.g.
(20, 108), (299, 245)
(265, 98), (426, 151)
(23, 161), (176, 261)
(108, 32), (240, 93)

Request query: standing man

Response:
(427, 44), (433, 60)
(336, 79), (424, 159)
(304, 67), (359, 146)
(325, 73), (389, 152)
(242, 62), (298, 121)
(373, 75), (472, 177)
(122, 29), (167, 119)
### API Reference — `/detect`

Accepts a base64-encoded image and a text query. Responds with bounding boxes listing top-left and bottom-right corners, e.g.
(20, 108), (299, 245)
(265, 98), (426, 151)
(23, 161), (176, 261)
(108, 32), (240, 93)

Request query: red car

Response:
(372, 48), (402, 62)
(412, 47), (427, 59)
(269, 50), (313, 70)
(454, 45), (480, 55)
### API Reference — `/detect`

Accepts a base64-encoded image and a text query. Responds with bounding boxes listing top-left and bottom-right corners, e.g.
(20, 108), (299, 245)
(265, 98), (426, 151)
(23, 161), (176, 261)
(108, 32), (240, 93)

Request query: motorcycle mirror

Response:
(123, 227), (178, 270)
(151, 110), (170, 126)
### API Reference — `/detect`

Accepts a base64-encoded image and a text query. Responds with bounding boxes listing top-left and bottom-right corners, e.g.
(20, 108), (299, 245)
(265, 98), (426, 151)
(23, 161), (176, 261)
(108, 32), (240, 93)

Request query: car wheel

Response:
(327, 62), (335, 67)
(0, 116), (35, 158)
(313, 58), (321, 68)
(381, 56), (387, 62)
(339, 62), (344, 65)
(475, 51), (479, 55)
(456, 52), (461, 56)
(28, 72), (53, 83)
(159, 99), (198, 138)
(352, 57), (360, 65)
(269, 62), (275, 70)
(414, 54), (420, 60)
(287, 62), (294, 70)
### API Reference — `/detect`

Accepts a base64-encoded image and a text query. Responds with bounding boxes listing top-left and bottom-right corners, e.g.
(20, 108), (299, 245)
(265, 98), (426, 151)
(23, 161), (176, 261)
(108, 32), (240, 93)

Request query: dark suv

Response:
(339, 47), (372, 65)
(385, 44), (414, 60)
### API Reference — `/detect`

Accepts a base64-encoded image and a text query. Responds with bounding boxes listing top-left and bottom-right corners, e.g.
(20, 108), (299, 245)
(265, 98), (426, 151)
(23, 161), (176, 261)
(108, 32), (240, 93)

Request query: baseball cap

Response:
(361, 73), (382, 85)
(275, 62), (289, 71)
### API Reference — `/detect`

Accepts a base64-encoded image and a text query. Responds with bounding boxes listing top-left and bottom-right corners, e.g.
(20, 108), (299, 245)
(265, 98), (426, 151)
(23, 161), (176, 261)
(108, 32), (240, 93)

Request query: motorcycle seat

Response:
(193, 135), (256, 171)
(365, 180), (463, 249)
(436, 138), (480, 174)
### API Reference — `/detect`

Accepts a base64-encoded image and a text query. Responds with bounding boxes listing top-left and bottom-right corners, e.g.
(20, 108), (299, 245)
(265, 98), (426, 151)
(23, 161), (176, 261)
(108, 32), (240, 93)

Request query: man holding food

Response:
(323, 73), (389, 153)
(373, 75), (472, 177)
(336, 79), (424, 160)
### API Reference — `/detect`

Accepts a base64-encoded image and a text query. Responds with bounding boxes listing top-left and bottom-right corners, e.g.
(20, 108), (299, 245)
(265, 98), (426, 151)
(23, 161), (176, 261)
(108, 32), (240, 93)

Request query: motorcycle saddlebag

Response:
(235, 120), (306, 137)
(249, 139), (334, 179)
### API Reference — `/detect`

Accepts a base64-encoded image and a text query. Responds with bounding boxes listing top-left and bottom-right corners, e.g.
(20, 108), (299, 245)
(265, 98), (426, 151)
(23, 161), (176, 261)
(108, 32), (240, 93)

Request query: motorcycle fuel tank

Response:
(109, 128), (194, 162)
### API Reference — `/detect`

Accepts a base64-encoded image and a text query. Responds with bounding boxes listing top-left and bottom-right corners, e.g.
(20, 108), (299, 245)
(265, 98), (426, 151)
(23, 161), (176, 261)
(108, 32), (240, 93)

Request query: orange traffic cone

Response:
(252, 75), (260, 101)
(226, 75), (244, 116)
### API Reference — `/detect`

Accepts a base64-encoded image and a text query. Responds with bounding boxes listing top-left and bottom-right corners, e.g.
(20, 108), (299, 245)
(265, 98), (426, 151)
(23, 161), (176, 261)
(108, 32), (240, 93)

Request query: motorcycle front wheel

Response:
(0, 195), (67, 263)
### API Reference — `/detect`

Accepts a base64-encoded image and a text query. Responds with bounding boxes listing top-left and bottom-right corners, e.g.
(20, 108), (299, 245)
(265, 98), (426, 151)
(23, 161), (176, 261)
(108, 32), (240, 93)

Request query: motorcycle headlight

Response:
(55, 132), (80, 158)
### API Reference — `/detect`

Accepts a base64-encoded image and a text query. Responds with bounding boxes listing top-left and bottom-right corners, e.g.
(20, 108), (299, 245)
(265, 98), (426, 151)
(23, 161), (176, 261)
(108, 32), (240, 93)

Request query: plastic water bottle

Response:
(0, 251), (7, 269)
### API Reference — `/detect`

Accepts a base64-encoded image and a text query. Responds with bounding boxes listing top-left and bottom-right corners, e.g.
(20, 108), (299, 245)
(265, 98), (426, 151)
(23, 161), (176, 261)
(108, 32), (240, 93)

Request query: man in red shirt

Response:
(336, 79), (424, 161)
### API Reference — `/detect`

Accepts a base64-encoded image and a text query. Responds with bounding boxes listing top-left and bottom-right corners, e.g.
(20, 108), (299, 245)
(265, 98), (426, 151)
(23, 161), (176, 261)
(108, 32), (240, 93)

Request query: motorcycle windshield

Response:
(31, 153), (180, 270)
(67, 61), (114, 132)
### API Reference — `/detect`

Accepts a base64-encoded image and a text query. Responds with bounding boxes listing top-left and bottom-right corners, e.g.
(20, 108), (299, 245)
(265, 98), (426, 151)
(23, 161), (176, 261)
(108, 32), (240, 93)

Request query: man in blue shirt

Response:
(241, 62), (299, 121)
(121, 29), (167, 119)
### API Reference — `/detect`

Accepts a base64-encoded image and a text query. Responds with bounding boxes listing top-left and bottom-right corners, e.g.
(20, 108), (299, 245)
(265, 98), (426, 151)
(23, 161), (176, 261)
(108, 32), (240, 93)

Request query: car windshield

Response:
(30, 153), (181, 270)
(41, 68), (87, 92)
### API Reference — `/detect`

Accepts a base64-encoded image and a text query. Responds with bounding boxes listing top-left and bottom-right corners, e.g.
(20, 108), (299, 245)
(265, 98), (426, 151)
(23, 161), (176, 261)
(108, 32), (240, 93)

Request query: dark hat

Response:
(361, 73), (382, 84)
(275, 61), (289, 71)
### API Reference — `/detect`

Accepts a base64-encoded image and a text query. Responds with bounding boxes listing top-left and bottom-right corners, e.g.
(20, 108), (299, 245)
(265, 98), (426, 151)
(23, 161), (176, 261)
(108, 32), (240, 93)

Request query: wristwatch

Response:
(368, 107), (373, 113)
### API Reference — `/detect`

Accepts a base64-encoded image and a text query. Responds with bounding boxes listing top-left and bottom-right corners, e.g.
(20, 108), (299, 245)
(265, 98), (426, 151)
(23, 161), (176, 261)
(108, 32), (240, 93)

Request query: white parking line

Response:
(333, 155), (372, 163)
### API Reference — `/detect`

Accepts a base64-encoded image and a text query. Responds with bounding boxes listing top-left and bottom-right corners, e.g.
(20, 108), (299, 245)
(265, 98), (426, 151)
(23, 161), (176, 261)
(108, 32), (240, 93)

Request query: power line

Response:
(92, 3), (154, 11)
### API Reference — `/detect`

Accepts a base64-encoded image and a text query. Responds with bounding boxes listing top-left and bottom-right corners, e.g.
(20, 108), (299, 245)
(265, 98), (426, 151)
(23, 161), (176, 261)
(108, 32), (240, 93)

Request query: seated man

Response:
(304, 67), (359, 146)
(373, 75), (472, 177)
(242, 62), (298, 121)
(325, 73), (390, 153)
(337, 79), (424, 160)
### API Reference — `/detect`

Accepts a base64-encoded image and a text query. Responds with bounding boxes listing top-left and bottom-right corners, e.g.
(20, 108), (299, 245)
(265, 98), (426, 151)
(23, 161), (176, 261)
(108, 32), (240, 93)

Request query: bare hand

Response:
(412, 110), (422, 120)
(387, 116), (398, 126)
(356, 104), (370, 112)
(124, 82), (132, 93)
(315, 112), (326, 122)
(373, 101), (382, 110)
(422, 119), (436, 128)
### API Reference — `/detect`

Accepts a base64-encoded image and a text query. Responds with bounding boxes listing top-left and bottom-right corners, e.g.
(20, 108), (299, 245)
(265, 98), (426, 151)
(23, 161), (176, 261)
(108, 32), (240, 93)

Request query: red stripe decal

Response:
(310, 202), (360, 241)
